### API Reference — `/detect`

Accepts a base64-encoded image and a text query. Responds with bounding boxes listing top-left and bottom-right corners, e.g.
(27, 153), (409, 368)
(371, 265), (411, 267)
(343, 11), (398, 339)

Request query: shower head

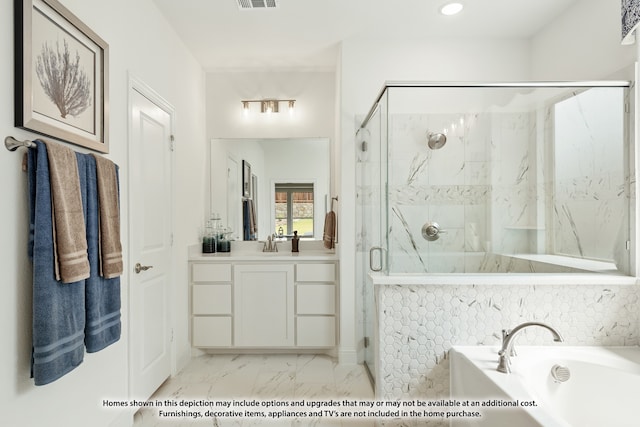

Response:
(427, 132), (447, 150)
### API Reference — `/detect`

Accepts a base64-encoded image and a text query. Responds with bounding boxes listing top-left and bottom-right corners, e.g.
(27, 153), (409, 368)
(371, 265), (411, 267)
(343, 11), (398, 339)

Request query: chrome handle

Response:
(135, 263), (154, 274)
(422, 221), (447, 241)
(369, 246), (383, 272)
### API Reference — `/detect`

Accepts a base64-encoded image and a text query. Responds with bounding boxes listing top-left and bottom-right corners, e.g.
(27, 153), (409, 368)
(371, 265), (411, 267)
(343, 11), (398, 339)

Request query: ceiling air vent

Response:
(237, 0), (278, 9)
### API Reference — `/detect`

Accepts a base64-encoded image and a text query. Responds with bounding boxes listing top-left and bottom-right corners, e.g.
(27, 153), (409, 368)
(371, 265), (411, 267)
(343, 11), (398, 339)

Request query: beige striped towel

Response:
(92, 154), (123, 278)
(44, 141), (90, 283)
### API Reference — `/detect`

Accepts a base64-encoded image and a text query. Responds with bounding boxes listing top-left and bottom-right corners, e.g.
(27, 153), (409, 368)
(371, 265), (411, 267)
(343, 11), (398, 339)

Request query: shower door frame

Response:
(358, 89), (389, 387)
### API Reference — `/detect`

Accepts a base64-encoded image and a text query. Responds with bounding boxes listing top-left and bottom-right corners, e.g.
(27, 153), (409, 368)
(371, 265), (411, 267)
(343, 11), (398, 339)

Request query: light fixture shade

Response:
(243, 99), (295, 114)
(260, 100), (279, 113)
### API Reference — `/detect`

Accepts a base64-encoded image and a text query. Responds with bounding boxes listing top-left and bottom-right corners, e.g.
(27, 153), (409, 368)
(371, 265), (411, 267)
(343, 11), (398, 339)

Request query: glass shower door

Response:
(358, 90), (388, 385)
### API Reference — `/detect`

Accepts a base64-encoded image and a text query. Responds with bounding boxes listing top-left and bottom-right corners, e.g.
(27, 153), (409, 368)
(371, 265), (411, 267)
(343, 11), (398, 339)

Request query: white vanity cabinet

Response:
(190, 263), (233, 347)
(188, 247), (338, 350)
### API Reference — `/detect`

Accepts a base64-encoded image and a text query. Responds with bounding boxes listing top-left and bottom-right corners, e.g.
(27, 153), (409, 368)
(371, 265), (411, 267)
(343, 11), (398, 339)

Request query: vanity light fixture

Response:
(261, 100), (278, 113)
(440, 2), (463, 16)
(241, 99), (296, 114)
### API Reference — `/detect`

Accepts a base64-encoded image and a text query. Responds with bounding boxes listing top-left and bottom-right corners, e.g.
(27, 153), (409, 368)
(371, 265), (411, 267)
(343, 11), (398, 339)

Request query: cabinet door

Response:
(192, 263), (232, 282)
(297, 284), (335, 315)
(297, 263), (335, 282)
(192, 317), (232, 347)
(192, 284), (232, 315)
(297, 317), (335, 347)
(234, 264), (294, 347)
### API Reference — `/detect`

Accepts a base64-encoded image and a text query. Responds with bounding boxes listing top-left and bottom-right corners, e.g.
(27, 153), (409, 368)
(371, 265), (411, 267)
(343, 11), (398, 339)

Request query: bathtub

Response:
(450, 345), (640, 427)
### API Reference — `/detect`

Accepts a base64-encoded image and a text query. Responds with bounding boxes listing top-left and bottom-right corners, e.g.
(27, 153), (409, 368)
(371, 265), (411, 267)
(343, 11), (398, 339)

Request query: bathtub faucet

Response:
(497, 321), (564, 374)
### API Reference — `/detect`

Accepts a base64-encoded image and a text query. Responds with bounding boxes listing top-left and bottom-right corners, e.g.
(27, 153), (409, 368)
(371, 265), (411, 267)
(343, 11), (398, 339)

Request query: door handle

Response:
(369, 246), (384, 272)
(135, 263), (154, 274)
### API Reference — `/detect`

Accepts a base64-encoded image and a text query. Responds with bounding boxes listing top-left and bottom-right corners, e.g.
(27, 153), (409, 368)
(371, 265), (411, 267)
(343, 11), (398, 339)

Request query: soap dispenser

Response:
(292, 230), (299, 253)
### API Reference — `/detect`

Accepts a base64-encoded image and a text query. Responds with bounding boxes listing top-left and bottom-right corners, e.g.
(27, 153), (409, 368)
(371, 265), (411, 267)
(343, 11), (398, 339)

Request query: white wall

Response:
(206, 71), (335, 139)
(531, 0), (636, 80)
(1, 0), (206, 426)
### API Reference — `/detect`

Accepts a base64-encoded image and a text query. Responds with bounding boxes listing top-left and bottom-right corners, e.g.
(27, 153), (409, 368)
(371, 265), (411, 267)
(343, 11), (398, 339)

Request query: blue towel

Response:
(82, 154), (121, 352)
(28, 141), (85, 385)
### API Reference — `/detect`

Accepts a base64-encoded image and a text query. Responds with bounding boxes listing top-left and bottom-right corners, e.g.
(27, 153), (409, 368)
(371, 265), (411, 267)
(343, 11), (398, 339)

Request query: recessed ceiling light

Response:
(440, 2), (464, 16)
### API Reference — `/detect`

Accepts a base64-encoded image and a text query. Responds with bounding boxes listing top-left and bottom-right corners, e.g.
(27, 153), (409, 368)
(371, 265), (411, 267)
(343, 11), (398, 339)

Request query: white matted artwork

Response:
(15, 0), (109, 152)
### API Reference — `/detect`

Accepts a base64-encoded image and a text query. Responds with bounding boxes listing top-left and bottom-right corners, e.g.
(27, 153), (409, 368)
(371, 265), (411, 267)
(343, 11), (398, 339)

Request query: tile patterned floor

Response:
(133, 354), (375, 427)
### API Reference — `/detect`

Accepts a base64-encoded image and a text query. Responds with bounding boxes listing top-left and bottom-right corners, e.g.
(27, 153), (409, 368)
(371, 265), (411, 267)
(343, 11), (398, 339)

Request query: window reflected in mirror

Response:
(275, 183), (314, 239)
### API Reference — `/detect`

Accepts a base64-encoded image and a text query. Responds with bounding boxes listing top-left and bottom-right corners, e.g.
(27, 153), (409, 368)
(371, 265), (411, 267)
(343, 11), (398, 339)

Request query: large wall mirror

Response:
(210, 138), (331, 241)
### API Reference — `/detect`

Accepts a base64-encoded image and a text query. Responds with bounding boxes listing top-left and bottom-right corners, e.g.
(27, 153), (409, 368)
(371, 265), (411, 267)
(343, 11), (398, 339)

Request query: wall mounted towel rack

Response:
(5, 136), (36, 151)
(325, 195), (339, 213)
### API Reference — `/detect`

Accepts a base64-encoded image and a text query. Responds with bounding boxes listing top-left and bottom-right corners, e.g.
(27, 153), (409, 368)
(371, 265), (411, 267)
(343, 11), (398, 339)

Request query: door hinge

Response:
(364, 336), (370, 348)
(171, 328), (174, 343)
(169, 135), (175, 152)
(171, 233), (174, 246)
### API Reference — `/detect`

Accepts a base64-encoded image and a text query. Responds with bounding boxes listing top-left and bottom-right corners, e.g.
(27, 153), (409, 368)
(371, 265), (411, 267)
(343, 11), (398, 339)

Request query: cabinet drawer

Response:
(296, 316), (335, 347)
(192, 284), (232, 315)
(297, 284), (335, 315)
(192, 263), (232, 282)
(192, 316), (232, 347)
(296, 263), (335, 282)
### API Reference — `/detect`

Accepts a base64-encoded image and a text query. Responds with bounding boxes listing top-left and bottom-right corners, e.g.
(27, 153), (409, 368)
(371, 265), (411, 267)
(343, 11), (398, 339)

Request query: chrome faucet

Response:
(262, 234), (279, 252)
(497, 321), (564, 374)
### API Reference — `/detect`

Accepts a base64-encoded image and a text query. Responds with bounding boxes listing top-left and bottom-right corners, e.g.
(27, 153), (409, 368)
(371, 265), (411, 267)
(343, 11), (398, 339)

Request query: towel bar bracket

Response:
(5, 136), (36, 151)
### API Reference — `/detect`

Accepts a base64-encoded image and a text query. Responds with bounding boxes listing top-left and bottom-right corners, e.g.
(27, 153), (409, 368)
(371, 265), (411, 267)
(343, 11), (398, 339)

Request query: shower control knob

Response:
(422, 222), (446, 241)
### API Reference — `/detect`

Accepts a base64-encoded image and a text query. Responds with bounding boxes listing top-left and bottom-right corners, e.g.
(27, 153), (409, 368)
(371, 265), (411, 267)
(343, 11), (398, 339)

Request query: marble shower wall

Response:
(386, 86), (629, 274)
(552, 88), (627, 264)
(387, 111), (538, 273)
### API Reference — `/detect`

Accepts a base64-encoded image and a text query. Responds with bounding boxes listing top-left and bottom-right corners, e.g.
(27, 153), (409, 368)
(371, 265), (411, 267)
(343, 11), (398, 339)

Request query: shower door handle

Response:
(369, 246), (384, 272)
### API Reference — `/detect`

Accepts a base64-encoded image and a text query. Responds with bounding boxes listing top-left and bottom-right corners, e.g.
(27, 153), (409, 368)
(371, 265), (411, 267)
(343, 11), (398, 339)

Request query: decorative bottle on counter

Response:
(291, 230), (299, 253)
(202, 221), (216, 253)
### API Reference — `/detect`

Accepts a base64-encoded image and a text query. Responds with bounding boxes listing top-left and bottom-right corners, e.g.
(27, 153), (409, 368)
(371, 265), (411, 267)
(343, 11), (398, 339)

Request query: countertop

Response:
(188, 242), (339, 262)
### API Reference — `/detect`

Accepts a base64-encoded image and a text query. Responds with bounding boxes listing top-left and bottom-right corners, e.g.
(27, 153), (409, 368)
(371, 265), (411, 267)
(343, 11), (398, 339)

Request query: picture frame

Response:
(242, 160), (252, 198)
(14, 0), (109, 153)
(622, 0), (640, 44)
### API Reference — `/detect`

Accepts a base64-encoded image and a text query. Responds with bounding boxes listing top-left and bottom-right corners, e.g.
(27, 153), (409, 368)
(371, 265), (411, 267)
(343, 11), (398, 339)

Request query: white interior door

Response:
(129, 86), (173, 400)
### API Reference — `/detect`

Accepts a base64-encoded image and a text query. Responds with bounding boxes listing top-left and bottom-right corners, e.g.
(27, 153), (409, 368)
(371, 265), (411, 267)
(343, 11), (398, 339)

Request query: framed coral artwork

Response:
(14, 0), (109, 153)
